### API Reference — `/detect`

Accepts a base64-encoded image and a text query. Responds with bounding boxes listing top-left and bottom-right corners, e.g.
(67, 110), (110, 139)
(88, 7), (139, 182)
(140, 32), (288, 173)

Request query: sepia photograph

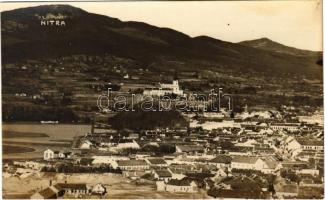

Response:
(1, 0), (324, 199)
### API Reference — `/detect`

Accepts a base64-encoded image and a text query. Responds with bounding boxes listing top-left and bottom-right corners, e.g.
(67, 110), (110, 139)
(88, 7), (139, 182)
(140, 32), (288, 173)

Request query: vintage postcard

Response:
(1, 1), (324, 199)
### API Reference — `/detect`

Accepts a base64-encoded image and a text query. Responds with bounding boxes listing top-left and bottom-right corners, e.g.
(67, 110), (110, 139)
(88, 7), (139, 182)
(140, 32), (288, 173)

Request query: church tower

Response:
(173, 70), (179, 92)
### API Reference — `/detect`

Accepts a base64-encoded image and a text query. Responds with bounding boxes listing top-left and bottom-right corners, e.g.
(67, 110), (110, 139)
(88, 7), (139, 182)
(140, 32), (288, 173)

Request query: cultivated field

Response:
(3, 145), (35, 154)
(2, 123), (91, 159)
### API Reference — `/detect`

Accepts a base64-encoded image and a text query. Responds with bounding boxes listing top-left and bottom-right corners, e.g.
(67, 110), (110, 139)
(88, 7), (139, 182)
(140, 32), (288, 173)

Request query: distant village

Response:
(3, 78), (324, 199)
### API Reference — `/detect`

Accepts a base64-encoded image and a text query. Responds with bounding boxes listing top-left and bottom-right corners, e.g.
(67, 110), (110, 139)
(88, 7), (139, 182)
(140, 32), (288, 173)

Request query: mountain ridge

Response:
(239, 37), (321, 57)
(1, 5), (322, 78)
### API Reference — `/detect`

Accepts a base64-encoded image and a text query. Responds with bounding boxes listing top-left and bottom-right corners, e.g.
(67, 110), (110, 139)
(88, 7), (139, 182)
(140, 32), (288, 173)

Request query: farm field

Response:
(3, 131), (49, 138)
(2, 123), (91, 159)
(3, 145), (35, 154)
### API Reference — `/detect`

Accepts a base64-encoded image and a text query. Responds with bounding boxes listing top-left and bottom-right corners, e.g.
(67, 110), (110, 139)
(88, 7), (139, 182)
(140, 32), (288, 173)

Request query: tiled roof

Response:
(262, 158), (277, 169)
(148, 158), (167, 165)
(208, 189), (269, 199)
(297, 139), (323, 146)
(232, 156), (259, 164)
(154, 169), (172, 177)
(185, 172), (214, 179)
(117, 160), (148, 166)
(38, 187), (57, 198)
(176, 145), (205, 152)
(55, 183), (87, 190)
(167, 179), (192, 186)
(210, 155), (232, 164)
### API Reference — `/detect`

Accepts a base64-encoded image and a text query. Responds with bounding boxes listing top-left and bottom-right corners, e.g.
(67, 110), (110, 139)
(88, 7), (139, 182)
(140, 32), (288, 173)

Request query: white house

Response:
(91, 184), (106, 195)
(92, 156), (129, 168)
(297, 139), (323, 151)
(54, 183), (90, 195)
(117, 160), (150, 171)
(231, 156), (260, 170)
(231, 156), (278, 173)
(114, 140), (140, 150)
(296, 169), (319, 176)
(270, 123), (299, 132)
(286, 137), (323, 157)
(157, 179), (198, 193)
(44, 149), (59, 161)
(175, 145), (205, 154)
(165, 179), (198, 193)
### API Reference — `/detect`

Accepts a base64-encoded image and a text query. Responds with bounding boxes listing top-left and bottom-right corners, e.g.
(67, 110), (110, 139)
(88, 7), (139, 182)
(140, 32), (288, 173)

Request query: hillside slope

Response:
(1, 5), (322, 78)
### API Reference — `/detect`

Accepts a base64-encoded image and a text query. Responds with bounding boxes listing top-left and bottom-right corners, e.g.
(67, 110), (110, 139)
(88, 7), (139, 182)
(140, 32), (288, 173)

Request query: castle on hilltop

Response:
(143, 79), (184, 96)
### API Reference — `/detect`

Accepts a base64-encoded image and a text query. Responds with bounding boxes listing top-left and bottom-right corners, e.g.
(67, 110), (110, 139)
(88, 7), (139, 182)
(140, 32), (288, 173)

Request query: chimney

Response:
(49, 180), (52, 186)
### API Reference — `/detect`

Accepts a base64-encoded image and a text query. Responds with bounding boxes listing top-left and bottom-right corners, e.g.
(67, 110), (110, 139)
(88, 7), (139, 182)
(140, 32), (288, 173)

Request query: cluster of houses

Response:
(31, 182), (106, 199)
(4, 104), (323, 199)
(38, 131), (322, 198)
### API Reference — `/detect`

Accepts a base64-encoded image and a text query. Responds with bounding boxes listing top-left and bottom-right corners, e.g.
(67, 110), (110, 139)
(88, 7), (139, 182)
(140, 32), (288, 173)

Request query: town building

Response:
(146, 158), (168, 168)
(44, 149), (59, 160)
(156, 179), (198, 193)
(153, 169), (173, 181)
(55, 183), (90, 195)
(209, 155), (232, 168)
(231, 156), (277, 173)
(175, 145), (205, 154)
(270, 123), (300, 132)
(143, 79), (183, 96)
(117, 160), (150, 171)
(285, 137), (323, 158)
(30, 187), (57, 199)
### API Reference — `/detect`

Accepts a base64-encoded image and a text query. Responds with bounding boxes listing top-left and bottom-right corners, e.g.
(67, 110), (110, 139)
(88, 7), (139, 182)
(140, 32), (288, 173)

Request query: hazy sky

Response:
(1, 1), (322, 51)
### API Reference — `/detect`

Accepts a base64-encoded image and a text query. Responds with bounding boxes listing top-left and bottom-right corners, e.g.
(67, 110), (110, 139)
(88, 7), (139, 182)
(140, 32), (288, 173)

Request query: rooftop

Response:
(167, 179), (193, 186)
(176, 145), (205, 152)
(147, 158), (167, 165)
(55, 183), (87, 190)
(154, 169), (172, 177)
(37, 187), (57, 198)
(210, 155), (232, 164)
(297, 139), (323, 146)
(117, 160), (148, 166)
(232, 156), (259, 164)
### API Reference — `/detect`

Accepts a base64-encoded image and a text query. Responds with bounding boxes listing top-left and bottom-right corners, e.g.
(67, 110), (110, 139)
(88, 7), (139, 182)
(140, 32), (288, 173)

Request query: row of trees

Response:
(41, 164), (122, 173)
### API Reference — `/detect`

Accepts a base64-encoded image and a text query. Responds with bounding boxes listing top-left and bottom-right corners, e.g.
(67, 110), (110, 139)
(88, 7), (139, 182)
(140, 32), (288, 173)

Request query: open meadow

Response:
(3, 172), (210, 199)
